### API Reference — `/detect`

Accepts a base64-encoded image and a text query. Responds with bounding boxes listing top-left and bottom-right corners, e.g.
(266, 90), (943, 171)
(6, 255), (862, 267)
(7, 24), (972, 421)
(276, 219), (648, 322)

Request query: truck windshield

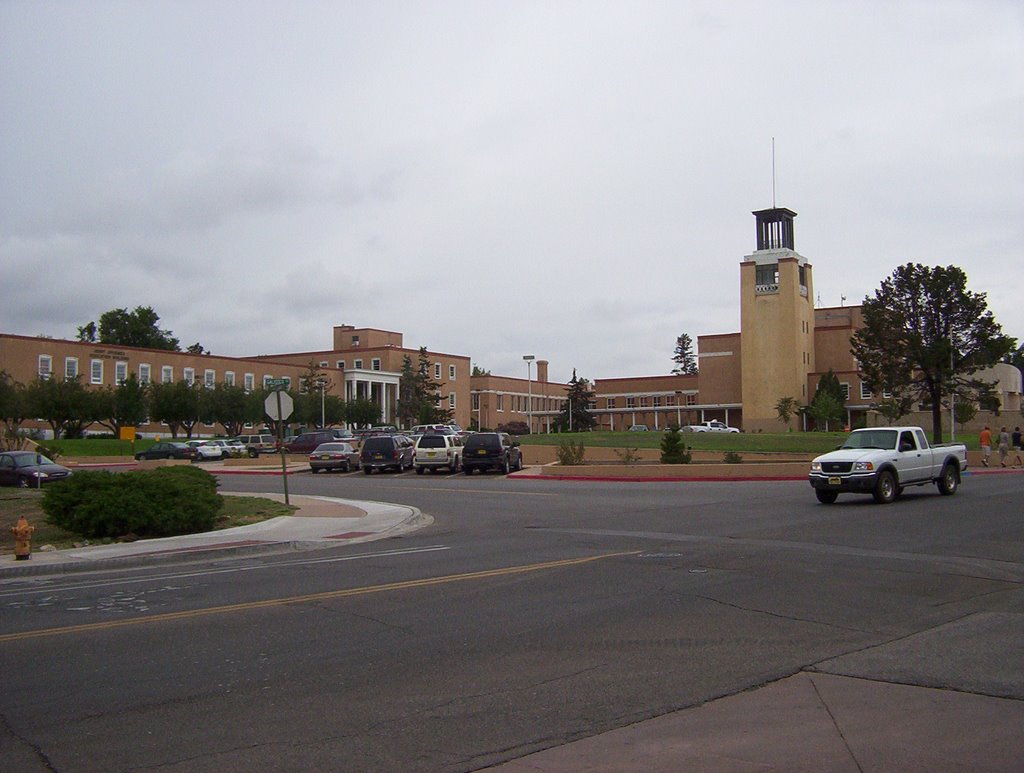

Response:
(841, 430), (897, 450)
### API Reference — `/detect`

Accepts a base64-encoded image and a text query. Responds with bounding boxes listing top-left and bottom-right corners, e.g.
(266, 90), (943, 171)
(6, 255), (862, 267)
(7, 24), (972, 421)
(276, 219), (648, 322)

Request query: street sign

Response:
(266, 378), (289, 390)
(264, 391), (294, 421)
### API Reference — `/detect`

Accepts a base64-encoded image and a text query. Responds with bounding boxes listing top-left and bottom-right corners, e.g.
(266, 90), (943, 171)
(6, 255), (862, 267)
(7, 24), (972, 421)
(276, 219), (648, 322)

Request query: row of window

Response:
(611, 394), (698, 410)
(37, 355), (286, 392)
(320, 358), (459, 382)
(471, 393), (568, 412)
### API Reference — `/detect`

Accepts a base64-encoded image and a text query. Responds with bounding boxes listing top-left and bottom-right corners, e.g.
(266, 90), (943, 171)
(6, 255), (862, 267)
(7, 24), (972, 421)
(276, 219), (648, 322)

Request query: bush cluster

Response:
(556, 440), (586, 465)
(660, 427), (692, 464)
(42, 466), (223, 539)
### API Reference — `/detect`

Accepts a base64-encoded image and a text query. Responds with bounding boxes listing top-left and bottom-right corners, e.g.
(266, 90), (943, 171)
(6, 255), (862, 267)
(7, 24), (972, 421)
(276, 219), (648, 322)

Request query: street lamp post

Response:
(317, 378), (327, 428)
(523, 355), (535, 435)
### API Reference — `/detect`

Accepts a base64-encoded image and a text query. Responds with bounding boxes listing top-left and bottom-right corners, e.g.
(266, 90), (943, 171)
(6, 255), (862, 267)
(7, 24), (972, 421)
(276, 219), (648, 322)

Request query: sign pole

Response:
(276, 390), (290, 506)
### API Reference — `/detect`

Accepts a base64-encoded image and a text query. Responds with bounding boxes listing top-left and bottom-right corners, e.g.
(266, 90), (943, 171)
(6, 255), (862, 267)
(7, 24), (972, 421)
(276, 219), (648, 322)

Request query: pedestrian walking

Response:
(1012, 426), (1023, 468)
(979, 425), (992, 467)
(997, 426), (1010, 467)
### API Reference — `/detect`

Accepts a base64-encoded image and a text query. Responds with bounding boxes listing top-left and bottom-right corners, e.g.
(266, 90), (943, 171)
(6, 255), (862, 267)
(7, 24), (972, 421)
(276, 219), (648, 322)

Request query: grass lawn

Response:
(518, 430), (853, 454)
(0, 490), (295, 555)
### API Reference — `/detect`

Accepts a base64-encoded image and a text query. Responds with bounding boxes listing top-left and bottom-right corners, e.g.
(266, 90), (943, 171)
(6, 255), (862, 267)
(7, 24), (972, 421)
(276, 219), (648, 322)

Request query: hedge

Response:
(42, 467), (223, 539)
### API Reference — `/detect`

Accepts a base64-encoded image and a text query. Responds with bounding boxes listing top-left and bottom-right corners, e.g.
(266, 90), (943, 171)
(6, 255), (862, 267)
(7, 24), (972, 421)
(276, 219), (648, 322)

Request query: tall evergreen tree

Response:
(671, 333), (698, 375)
(554, 369), (596, 431)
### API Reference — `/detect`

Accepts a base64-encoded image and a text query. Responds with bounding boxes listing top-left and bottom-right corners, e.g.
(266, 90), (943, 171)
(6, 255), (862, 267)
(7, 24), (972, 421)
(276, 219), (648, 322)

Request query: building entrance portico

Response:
(345, 369), (400, 425)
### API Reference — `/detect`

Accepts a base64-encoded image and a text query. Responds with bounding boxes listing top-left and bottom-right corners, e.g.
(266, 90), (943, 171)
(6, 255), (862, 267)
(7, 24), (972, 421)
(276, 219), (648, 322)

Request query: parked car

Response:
(331, 429), (355, 441)
(360, 434), (414, 474)
(682, 420), (741, 433)
(135, 441), (196, 461)
(283, 431), (336, 455)
(237, 433), (277, 458)
(187, 440), (224, 461)
(462, 432), (523, 475)
(628, 424), (650, 432)
(0, 451), (73, 487)
(205, 439), (245, 458)
(414, 433), (463, 473)
(309, 442), (361, 473)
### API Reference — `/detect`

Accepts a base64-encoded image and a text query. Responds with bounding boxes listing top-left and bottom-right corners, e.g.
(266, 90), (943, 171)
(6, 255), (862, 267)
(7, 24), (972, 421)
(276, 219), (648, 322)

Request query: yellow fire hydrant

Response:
(11, 516), (35, 560)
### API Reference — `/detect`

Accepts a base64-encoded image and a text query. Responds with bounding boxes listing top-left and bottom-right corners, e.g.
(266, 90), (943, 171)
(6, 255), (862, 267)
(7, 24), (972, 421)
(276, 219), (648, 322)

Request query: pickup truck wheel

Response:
(815, 490), (838, 504)
(938, 464), (960, 495)
(872, 470), (898, 504)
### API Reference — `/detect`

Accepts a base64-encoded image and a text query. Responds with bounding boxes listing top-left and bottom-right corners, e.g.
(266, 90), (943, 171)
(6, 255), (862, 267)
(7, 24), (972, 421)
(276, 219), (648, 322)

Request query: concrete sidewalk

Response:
(0, 493), (430, 577)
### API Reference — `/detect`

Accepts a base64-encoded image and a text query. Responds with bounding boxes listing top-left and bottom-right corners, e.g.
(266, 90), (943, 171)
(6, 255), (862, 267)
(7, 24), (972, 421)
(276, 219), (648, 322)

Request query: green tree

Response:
(471, 364), (491, 376)
(201, 382), (262, 437)
(808, 370), (846, 431)
(345, 398), (381, 428)
(774, 396), (800, 430)
(851, 263), (1014, 442)
(77, 306), (181, 351)
(874, 394), (916, 426)
(396, 355), (419, 428)
(953, 400), (978, 431)
(553, 369), (596, 432)
(660, 426), (691, 463)
(147, 380), (200, 438)
(396, 347), (451, 426)
(0, 371), (27, 445)
(671, 333), (698, 375)
(24, 375), (95, 439)
(93, 373), (149, 436)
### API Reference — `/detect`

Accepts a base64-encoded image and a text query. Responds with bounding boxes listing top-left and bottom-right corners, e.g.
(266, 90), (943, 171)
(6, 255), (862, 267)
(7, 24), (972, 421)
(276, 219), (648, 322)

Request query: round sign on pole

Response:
(264, 391), (294, 421)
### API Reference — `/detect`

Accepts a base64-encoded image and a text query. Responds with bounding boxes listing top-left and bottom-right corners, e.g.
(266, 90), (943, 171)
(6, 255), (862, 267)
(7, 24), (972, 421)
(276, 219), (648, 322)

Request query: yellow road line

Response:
(0, 552), (635, 644)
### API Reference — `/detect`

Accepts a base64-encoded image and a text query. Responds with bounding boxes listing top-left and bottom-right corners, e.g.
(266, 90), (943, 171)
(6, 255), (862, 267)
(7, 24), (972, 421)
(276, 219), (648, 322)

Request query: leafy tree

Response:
(874, 394), (916, 425)
(23, 375), (95, 439)
(553, 369), (596, 432)
(851, 264), (1014, 442)
(471, 364), (491, 376)
(953, 400), (977, 432)
(186, 342), (209, 355)
(201, 383), (263, 437)
(808, 370), (846, 431)
(1003, 341), (1024, 372)
(77, 306), (181, 351)
(671, 333), (698, 375)
(93, 373), (149, 436)
(345, 398), (381, 428)
(774, 396), (800, 430)
(0, 371), (27, 445)
(147, 380), (200, 438)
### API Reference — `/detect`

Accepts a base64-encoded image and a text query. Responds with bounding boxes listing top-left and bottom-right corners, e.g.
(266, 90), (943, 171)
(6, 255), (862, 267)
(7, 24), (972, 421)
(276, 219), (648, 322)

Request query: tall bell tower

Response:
(739, 207), (815, 431)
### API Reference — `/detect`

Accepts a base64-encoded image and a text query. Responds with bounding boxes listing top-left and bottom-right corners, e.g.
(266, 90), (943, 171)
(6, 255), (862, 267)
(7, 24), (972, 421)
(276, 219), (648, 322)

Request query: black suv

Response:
(359, 434), (414, 474)
(462, 432), (523, 475)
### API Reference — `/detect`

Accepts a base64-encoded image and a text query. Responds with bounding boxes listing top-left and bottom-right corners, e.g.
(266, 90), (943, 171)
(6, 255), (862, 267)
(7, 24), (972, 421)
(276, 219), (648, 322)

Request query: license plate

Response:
(373, 453), (383, 460)
(477, 449), (487, 455)
(320, 455), (331, 460)
(427, 451), (437, 458)
(828, 476), (841, 486)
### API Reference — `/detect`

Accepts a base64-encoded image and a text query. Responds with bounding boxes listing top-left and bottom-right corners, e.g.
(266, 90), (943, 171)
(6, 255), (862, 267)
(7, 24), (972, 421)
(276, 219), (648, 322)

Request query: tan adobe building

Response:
(252, 325), (472, 428)
(469, 360), (570, 432)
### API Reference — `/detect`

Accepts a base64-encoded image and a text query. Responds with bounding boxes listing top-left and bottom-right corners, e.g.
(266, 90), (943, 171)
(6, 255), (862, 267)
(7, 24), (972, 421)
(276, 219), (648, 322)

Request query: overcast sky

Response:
(2, 1), (1021, 384)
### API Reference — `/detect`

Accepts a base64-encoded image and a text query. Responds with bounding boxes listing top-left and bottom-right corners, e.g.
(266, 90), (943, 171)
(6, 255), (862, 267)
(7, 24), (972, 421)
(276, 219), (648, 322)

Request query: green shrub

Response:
(42, 468), (223, 539)
(556, 440), (586, 465)
(660, 427), (692, 464)
(723, 451), (743, 464)
(614, 447), (642, 465)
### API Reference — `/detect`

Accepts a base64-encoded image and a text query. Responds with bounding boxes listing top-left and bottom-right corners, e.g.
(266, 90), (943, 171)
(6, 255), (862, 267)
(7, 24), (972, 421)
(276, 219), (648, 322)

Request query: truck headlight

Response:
(810, 462), (821, 472)
(853, 461), (874, 471)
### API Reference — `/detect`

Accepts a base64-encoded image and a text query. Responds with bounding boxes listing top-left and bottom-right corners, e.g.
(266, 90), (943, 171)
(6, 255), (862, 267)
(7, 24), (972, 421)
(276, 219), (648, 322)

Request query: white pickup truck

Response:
(809, 426), (968, 504)
(682, 420), (740, 433)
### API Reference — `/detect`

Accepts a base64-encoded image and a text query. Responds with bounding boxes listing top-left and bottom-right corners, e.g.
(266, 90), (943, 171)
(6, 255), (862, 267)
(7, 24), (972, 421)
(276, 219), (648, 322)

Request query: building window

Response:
(653, 395), (663, 407)
(686, 394), (697, 406)
(448, 393), (456, 409)
(90, 359), (103, 385)
(471, 393), (480, 410)
(162, 365), (173, 383)
(606, 398), (615, 409)
(840, 382), (851, 400)
(204, 369), (216, 388)
(244, 373), (255, 392)
(319, 360), (328, 367)
(139, 363), (151, 384)
(353, 359), (363, 370)
(64, 357), (78, 379)
(336, 360), (345, 369)
(114, 361), (128, 385)
(38, 355), (52, 380)
(755, 263), (779, 289)
(626, 397), (636, 409)
(640, 396), (650, 407)
(351, 335), (360, 346)
(449, 364), (456, 380)
(434, 363), (442, 380)
(860, 383), (873, 400)
(371, 358), (381, 371)
(496, 393), (504, 411)
(184, 367), (195, 386)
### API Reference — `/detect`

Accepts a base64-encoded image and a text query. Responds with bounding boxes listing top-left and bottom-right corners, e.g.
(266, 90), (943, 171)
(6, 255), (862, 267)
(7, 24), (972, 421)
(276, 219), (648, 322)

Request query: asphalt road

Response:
(1, 469), (1021, 772)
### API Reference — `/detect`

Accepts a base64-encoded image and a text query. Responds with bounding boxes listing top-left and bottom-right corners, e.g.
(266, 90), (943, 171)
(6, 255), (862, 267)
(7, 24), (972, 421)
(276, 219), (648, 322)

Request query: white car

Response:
(207, 438), (245, 458)
(414, 433), (463, 473)
(186, 440), (224, 461)
(682, 420), (741, 433)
